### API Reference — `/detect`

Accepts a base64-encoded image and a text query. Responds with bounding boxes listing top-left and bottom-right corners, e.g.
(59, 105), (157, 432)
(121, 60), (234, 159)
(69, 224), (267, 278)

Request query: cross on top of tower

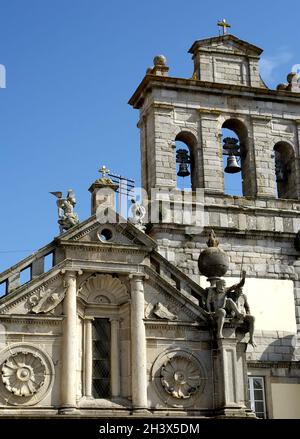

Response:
(98, 165), (110, 178)
(217, 19), (231, 35)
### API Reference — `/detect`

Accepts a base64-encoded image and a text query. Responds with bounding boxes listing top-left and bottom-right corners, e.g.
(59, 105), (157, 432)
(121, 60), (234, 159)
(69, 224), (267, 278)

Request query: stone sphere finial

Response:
(198, 230), (229, 278)
(153, 55), (167, 67)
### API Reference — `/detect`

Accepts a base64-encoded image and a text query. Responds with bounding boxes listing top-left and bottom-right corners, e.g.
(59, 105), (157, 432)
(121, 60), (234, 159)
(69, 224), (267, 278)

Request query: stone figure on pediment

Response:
(50, 189), (79, 233)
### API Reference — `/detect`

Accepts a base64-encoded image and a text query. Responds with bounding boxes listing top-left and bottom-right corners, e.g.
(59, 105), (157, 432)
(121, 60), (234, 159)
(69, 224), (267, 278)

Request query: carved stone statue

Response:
(129, 198), (146, 232)
(197, 230), (256, 346)
(50, 189), (79, 233)
(227, 283), (256, 347)
(206, 272), (245, 340)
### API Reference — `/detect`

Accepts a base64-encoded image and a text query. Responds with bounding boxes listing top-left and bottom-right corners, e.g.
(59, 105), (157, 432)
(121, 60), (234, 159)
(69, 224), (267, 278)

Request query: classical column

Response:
(110, 318), (120, 399)
(129, 274), (148, 410)
(60, 269), (81, 412)
(84, 317), (93, 398)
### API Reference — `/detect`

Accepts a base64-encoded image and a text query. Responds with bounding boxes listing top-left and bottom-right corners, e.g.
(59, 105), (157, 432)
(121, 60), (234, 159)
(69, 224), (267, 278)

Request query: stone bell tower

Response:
(129, 33), (300, 200)
(129, 30), (300, 283)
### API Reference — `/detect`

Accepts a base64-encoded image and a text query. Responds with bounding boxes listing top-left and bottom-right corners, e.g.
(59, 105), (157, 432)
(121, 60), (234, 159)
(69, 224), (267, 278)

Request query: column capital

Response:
(83, 316), (94, 322)
(109, 317), (122, 323)
(61, 269), (83, 278)
(129, 273), (149, 281)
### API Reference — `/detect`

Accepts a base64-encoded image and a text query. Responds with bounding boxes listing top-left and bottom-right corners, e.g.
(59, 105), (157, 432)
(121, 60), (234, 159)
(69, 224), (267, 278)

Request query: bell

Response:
(177, 163), (190, 177)
(224, 155), (241, 174)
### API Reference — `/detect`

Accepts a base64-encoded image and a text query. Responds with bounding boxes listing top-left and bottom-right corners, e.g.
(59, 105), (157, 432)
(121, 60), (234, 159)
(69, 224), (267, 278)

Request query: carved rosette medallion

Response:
(2, 352), (46, 397)
(160, 355), (201, 399)
(0, 344), (54, 406)
(151, 349), (206, 408)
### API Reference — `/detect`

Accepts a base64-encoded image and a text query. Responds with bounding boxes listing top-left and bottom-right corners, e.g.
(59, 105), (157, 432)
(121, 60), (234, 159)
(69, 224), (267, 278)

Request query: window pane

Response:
(254, 389), (263, 400)
(248, 377), (266, 419)
(255, 401), (265, 414)
(253, 378), (263, 389)
(92, 319), (110, 398)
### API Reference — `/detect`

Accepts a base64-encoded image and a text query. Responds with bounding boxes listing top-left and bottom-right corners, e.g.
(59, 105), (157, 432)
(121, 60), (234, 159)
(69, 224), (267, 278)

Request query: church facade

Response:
(0, 32), (300, 418)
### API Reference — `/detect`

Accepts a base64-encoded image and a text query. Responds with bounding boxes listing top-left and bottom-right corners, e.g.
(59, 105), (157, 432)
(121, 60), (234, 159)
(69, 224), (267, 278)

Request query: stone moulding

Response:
(0, 315), (62, 325)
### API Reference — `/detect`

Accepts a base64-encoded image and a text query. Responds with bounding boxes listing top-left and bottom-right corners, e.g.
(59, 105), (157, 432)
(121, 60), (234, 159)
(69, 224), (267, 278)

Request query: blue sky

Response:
(0, 0), (299, 272)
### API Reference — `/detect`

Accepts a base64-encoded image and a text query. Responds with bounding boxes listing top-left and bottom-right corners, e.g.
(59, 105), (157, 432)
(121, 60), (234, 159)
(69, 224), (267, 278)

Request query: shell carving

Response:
(79, 274), (128, 305)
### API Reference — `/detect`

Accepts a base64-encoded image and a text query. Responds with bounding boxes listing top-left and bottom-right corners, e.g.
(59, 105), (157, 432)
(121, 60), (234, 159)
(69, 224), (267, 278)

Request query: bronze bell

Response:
(177, 163), (190, 177)
(224, 155), (241, 174)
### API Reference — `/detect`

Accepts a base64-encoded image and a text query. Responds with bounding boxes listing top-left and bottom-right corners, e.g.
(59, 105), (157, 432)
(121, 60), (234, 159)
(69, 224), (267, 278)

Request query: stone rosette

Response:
(150, 349), (206, 408)
(2, 352), (46, 397)
(0, 344), (54, 406)
(160, 355), (201, 399)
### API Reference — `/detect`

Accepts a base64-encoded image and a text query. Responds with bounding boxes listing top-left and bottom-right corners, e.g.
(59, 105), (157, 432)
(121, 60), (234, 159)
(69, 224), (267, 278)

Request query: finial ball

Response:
(153, 55), (167, 67)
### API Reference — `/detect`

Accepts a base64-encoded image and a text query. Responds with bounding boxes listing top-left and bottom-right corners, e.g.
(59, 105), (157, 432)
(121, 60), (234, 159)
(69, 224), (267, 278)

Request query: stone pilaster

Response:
(213, 327), (254, 418)
(60, 269), (82, 413)
(129, 273), (148, 411)
(251, 116), (276, 198)
(199, 110), (223, 194)
(83, 317), (93, 398)
(110, 317), (121, 399)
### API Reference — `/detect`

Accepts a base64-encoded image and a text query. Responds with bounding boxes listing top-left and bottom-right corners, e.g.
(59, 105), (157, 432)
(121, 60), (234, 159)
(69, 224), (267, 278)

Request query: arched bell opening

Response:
(221, 119), (252, 197)
(273, 141), (297, 199)
(175, 132), (198, 191)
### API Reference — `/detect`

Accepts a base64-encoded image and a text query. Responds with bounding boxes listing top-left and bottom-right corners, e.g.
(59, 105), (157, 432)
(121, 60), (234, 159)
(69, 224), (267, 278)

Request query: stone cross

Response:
(217, 19), (231, 35)
(98, 165), (110, 178)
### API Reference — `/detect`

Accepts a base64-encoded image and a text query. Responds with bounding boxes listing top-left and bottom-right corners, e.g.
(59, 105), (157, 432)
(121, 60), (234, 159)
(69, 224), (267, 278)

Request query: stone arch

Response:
(220, 117), (255, 197)
(173, 128), (203, 190)
(273, 140), (297, 199)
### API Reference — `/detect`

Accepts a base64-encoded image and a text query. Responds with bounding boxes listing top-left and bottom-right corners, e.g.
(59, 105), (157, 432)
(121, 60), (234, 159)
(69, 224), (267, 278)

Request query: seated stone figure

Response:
(227, 283), (256, 347)
(206, 270), (255, 346)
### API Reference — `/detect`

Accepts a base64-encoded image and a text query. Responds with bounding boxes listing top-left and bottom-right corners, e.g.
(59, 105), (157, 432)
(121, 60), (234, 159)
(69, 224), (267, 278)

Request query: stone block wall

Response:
(138, 84), (300, 200)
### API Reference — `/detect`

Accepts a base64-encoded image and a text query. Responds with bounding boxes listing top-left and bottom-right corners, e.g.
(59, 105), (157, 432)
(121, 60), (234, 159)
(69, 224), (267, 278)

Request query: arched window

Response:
(175, 132), (198, 190)
(273, 142), (296, 199)
(221, 119), (254, 197)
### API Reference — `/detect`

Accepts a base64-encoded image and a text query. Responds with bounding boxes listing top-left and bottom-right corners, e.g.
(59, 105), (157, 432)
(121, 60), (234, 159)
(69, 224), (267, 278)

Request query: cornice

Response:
(0, 314), (63, 325)
(248, 361), (300, 369)
(59, 240), (151, 255)
(128, 75), (300, 109)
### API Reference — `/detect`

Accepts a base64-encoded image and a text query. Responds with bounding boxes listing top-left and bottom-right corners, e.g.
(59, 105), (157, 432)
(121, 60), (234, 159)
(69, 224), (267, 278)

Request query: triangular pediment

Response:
(0, 209), (208, 324)
(56, 210), (156, 250)
(189, 34), (263, 57)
